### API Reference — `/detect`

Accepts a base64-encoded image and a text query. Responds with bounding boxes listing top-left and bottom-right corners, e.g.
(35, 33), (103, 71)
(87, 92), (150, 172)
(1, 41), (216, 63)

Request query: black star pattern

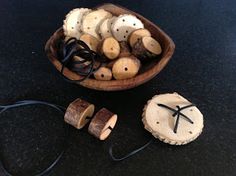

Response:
(157, 103), (195, 133)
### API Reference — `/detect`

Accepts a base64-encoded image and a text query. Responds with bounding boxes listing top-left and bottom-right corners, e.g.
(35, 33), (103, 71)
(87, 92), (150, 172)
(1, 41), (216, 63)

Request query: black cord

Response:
(59, 38), (106, 83)
(173, 106), (181, 133)
(157, 104), (195, 124)
(109, 139), (153, 161)
(157, 103), (195, 133)
(0, 100), (69, 176)
(109, 103), (196, 161)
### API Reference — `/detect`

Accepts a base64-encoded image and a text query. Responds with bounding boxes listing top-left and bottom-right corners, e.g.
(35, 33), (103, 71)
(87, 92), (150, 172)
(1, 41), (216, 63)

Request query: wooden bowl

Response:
(45, 3), (175, 91)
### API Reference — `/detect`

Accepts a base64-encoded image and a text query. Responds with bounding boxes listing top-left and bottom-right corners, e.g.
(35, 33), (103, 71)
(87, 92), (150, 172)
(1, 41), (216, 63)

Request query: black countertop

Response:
(0, 0), (235, 175)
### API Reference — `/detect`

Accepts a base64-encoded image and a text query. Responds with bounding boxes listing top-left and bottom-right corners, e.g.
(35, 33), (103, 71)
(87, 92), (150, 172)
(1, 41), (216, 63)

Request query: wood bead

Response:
(81, 9), (112, 39)
(94, 67), (112, 81)
(132, 36), (162, 60)
(128, 28), (151, 48)
(98, 37), (120, 60)
(79, 33), (100, 52)
(111, 14), (144, 42)
(64, 98), (95, 129)
(88, 108), (118, 140)
(112, 56), (141, 80)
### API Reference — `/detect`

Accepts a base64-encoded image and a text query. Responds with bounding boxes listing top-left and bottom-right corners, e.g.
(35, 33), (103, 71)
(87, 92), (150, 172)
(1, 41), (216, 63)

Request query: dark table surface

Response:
(0, 0), (235, 175)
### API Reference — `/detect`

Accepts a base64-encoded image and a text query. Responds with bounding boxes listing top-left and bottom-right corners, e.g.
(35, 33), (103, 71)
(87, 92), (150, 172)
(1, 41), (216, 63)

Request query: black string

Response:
(157, 103), (195, 133)
(108, 126), (113, 131)
(0, 100), (69, 176)
(172, 104), (195, 117)
(109, 139), (153, 161)
(59, 38), (106, 83)
(157, 104), (194, 124)
(108, 103), (196, 162)
(173, 106), (181, 133)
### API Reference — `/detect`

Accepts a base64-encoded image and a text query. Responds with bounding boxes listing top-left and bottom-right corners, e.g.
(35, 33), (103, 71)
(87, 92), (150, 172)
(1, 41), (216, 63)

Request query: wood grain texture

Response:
(64, 98), (94, 129)
(45, 3), (175, 91)
(88, 108), (117, 140)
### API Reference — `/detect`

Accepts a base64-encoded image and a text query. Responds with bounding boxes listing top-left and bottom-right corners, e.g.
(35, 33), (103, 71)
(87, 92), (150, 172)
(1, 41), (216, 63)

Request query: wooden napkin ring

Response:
(64, 98), (95, 129)
(88, 108), (118, 140)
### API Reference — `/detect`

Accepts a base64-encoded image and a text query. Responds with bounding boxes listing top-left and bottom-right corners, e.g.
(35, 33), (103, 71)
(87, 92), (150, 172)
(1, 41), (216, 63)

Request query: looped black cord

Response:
(60, 55), (95, 83)
(59, 37), (106, 83)
(62, 38), (90, 59)
(109, 139), (153, 161)
(0, 100), (69, 176)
